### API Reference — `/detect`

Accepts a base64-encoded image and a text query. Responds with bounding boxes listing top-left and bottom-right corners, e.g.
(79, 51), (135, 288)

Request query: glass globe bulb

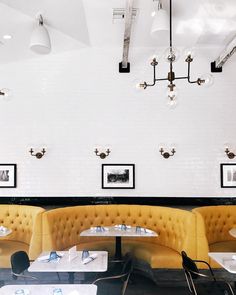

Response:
(183, 47), (196, 60)
(163, 47), (180, 63)
(134, 80), (146, 91)
(166, 85), (178, 108)
(149, 54), (159, 63)
(0, 88), (12, 101)
(198, 74), (214, 87)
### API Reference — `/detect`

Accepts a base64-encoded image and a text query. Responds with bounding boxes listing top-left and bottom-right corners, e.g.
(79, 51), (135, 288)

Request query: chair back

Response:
(11, 251), (30, 280)
(122, 252), (133, 277)
(181, 251), (199, 279)
(94, 253), (134, 295)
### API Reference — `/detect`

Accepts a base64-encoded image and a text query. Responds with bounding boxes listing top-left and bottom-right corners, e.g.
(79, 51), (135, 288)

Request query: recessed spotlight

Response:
(3, 35), (12, 40)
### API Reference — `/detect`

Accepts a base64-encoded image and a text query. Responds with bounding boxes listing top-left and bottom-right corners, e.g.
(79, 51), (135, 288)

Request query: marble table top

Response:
(28, 251), (108, 273)
(80, 226), (158, 237)
(209, 252), (236, 273)
(0, 284), (97, 295)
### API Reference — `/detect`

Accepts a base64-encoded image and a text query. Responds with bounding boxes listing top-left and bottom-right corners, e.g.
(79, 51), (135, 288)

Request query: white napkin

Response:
(37, 252), (64, 262)
(0, 225), (7, 232)
(115, 224), (131, 229)
(90, 226), (108, 232)
(144, 228), (153, 234)
(37, 255), (50, 262)
(232, 255), (236, 260)
(82, 253), (98, 265)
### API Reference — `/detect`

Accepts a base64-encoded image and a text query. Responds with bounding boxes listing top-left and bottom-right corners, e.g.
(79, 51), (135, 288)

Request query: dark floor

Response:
(1, 268), (235, 295)
(0, 268), (206, 295)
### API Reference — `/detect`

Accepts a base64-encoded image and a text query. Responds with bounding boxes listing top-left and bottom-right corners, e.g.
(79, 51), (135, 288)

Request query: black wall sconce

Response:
(225, 148), (236, 159)
(29, 148), (46, 159)
(159, 147), (176, 159)
(95, 148), (110, 159)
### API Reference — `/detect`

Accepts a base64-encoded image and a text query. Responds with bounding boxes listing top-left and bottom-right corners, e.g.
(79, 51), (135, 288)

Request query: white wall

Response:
(0, 46), (235, 197)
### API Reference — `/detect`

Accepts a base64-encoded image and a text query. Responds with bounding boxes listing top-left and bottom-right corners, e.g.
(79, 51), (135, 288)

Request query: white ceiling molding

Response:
(119, 0), (134, 73)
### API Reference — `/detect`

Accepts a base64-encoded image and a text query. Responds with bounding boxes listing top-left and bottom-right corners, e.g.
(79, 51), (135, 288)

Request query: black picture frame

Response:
(102, 164), (135, 189)
(221, 163), (236, 188)
(0, 164), (17, 188)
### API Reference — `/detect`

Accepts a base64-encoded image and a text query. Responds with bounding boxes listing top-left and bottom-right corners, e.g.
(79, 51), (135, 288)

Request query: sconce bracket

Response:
(159, 148), (176, 159)
(163, 152), (171, 159)
(30, 148), (46, 159)
(225, 148), (236, 159)
(95, 149), (111, 159)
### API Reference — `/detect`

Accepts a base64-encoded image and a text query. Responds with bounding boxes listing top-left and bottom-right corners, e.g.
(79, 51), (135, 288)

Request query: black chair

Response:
(181, 251), (234, 295)
(93, 252), (133, 295)
(10, 251), (37, 283)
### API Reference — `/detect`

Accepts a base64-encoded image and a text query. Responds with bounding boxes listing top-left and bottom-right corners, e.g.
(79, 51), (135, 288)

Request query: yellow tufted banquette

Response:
(0, 204), (45, 268)
(193, 205), (236, 268)
(43, 205), (196, 268)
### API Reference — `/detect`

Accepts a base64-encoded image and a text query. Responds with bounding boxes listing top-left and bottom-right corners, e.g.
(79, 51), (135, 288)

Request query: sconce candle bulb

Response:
(0, 88), (11, 97)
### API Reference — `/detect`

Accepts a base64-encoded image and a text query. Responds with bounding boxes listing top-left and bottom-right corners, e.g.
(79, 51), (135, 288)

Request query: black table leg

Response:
(68, 272), (75, 284)
(115, 236), (122, 260)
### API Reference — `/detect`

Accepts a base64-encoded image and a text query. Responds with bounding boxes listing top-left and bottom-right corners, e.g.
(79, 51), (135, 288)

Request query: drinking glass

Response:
(82, 250), (90, 261)
(121, 224), (127, 231)
(49, 251), (58, 261)
(96, 226), (105, 232)
(136, 226), (141, 233)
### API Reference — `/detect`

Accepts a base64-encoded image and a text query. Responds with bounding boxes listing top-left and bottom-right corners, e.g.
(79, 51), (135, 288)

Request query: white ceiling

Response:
(0, 0), (235, 63)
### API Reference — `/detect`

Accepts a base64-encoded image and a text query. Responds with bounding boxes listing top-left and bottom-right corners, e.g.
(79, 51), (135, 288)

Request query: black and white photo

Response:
(221, 163), (236, 188)
(102, 164), (135, 189)
(0, 164), (17, 188)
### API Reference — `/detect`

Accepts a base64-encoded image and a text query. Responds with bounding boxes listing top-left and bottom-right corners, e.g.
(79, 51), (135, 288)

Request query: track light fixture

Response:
(138, 0), (213, 107)
(30, 14), (51, 54)
(151, 0), (169, 36)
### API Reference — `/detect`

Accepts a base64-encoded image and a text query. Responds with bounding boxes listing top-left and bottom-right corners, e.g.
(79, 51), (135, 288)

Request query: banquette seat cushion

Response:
(193, 205), (236, 268)
(0, 204), (45, 268)
(42, 205), (196, 268)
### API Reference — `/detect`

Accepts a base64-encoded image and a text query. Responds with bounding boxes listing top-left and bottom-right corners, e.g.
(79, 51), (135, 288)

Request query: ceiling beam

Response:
(119, 0), (134, 73)
(211, 36), (236, 72)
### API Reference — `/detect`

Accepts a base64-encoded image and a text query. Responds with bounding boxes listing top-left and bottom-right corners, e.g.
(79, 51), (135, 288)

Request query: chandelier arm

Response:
(174, 76), (188, 80)
(169, 0), (172, 48)
(145, 63), (158, 87)
(186, 60), (199, 84)
(155, 78), (169, 81)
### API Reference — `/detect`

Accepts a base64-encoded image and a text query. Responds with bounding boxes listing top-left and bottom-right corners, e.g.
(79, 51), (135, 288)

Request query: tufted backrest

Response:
(0, 205), (45, 259)
(193, 205), (236, 245)
(42, 205), (196, 257)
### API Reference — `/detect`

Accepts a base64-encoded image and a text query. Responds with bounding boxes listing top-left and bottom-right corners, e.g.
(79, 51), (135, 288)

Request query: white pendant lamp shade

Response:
(30, 16), (51, 54)
(151, 6), (169, 37)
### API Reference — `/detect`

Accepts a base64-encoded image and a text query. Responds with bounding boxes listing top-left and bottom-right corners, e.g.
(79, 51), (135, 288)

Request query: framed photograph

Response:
(0, 164), (17, 188)
(221, 163), (236, 188)
(102, 164), (135, 189)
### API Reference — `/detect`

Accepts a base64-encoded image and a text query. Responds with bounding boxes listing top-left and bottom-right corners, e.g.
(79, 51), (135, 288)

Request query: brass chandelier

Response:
(138, 0), (213, 107)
